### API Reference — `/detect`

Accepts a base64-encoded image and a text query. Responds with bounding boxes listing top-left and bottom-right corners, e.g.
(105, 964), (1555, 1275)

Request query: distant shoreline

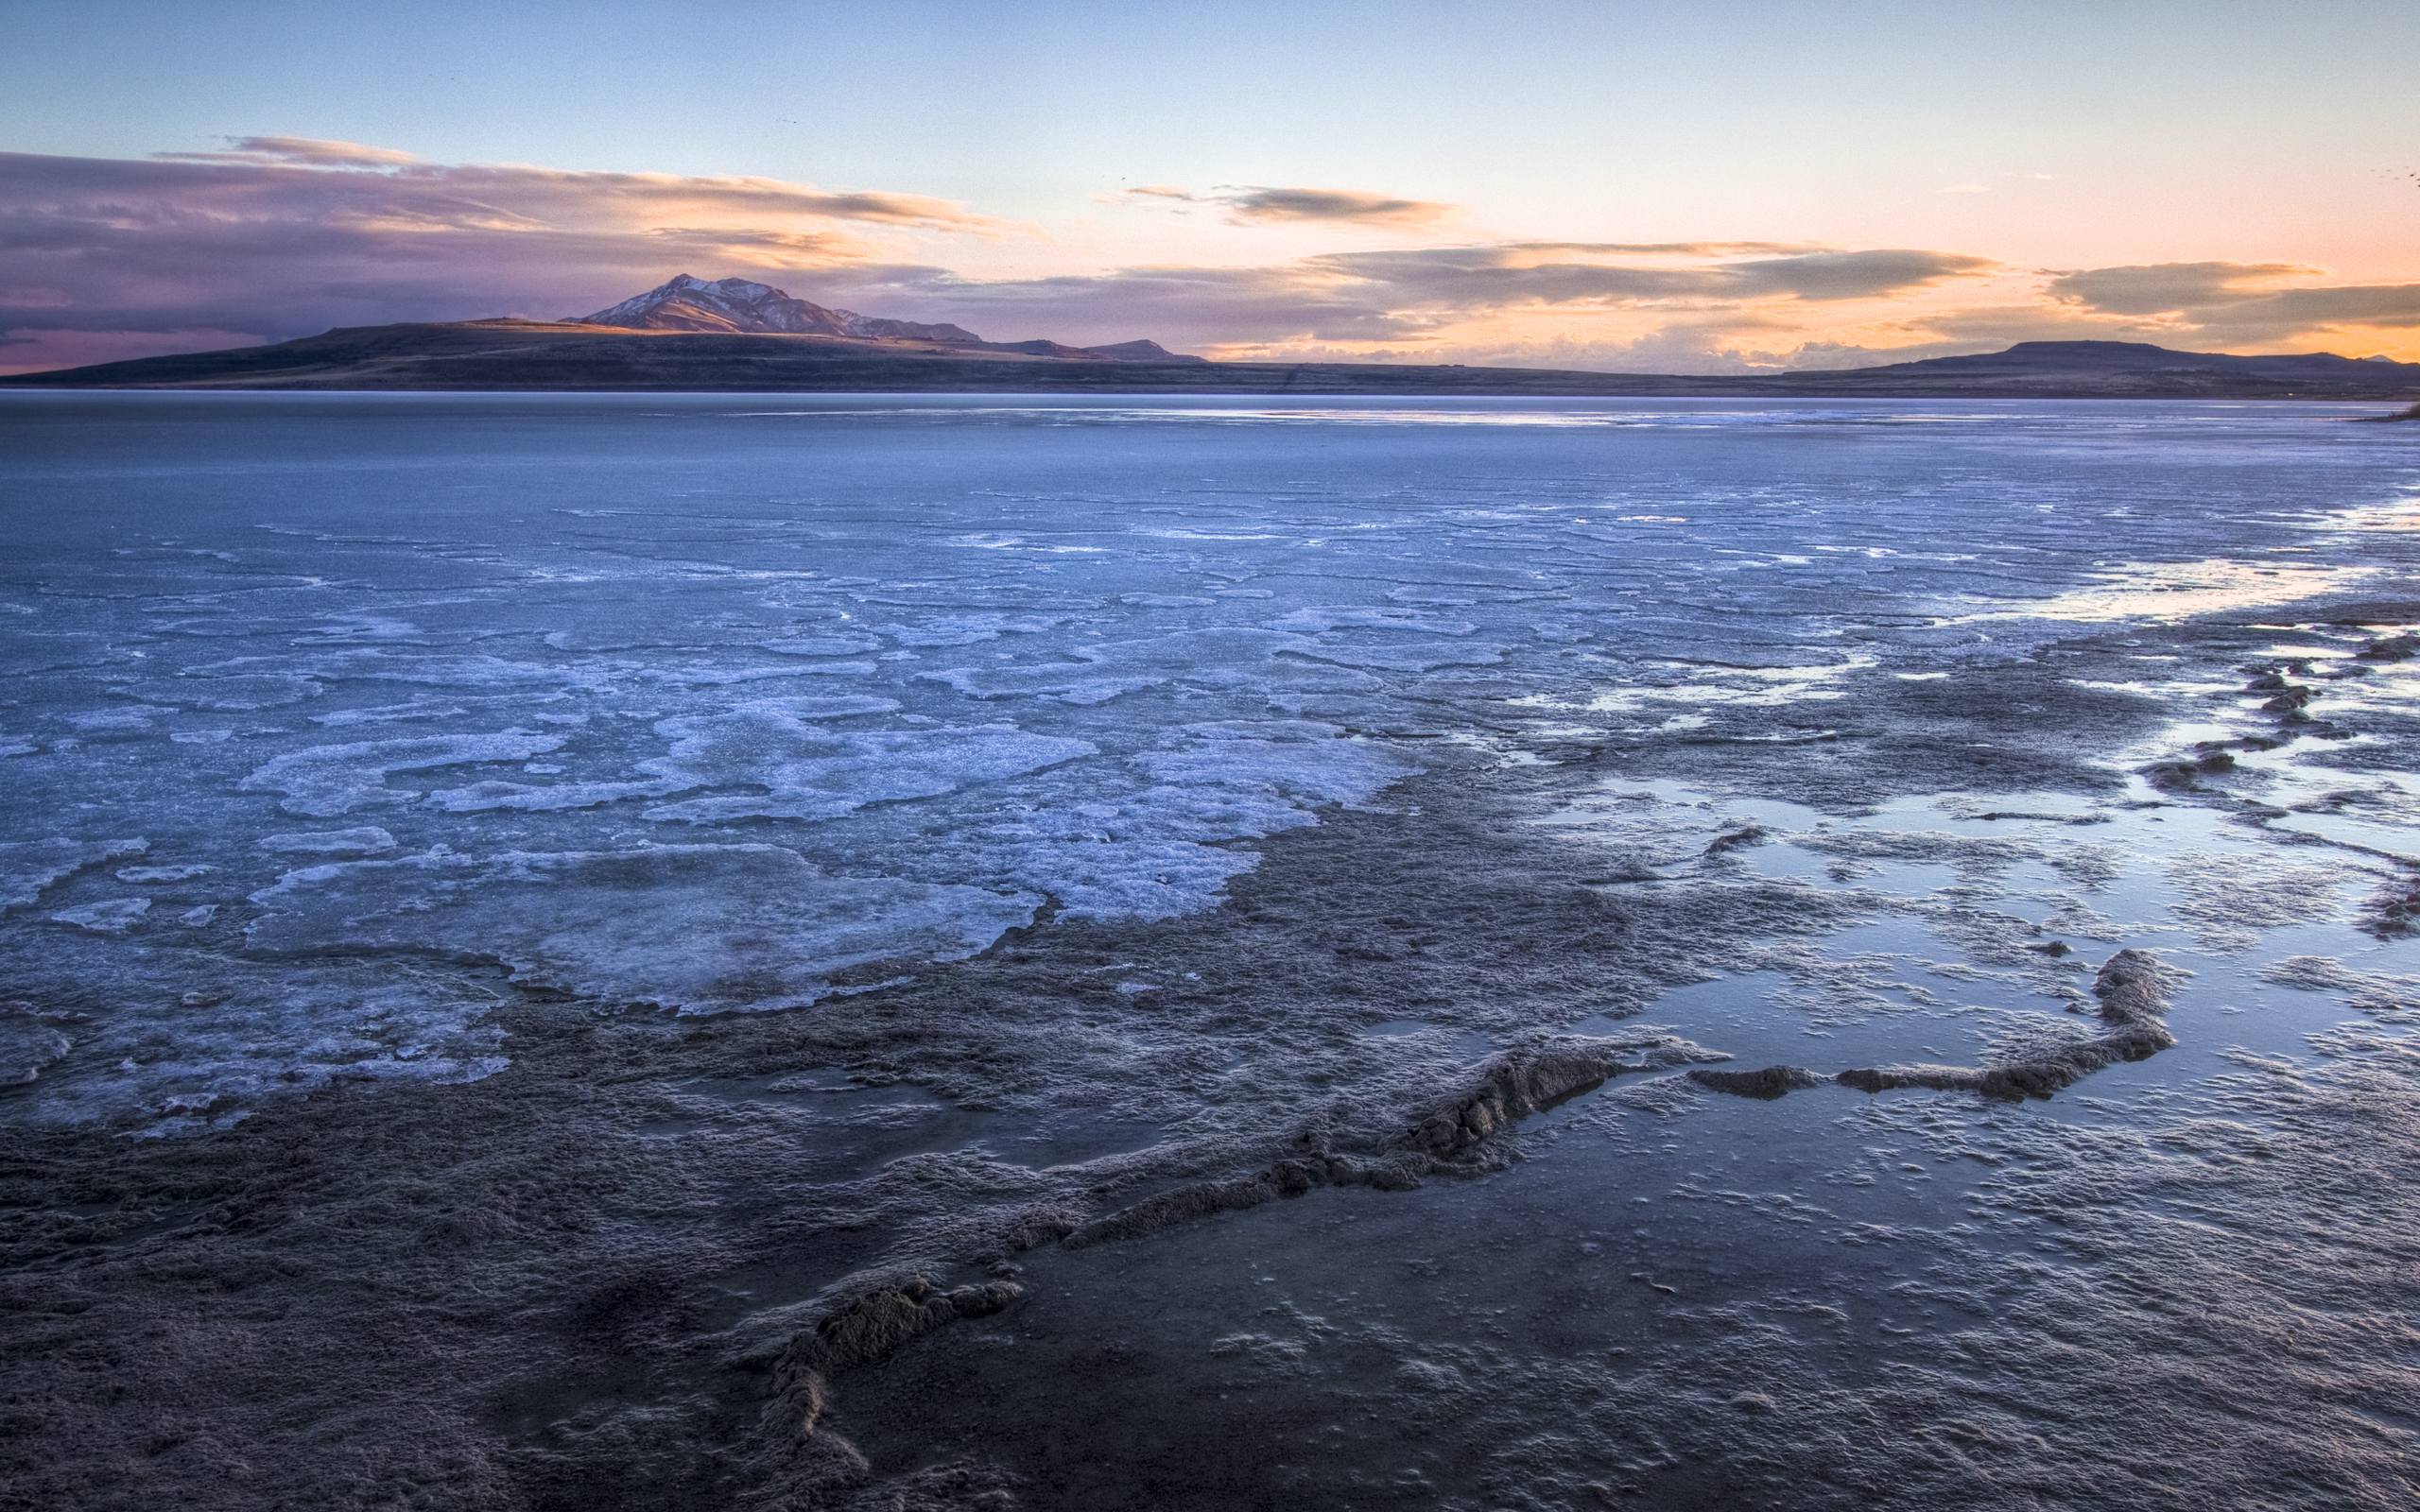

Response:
(7, 323), (2418, 403)
(2, 387), (2411, 411)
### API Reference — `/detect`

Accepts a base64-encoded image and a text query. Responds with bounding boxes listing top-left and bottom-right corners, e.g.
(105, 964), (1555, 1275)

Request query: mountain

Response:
(576, 274), (982, 343)
(1811, 340), (2420, 394)
(1082, 339), (1193, 362)
(569, 273), (1197, 362)
(5, 328), (2414, 401)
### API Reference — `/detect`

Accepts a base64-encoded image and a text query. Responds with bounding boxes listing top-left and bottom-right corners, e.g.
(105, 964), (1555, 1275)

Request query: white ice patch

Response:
(1288, 640), (1507, 673)
(1129, 723), (1423, 807)
(309, 700), (471, 728)
(761, 632), (886, 657)
(155, 673), (324, 711)
(239, 731), (565, 816)
(1951, 559), (2381, 625)
(926, 627), (1377, 706)
(62, 707), (165, 738)
(246, 844), (1039, 1013)
(906, 724), (1426, 921)
(49, 898), (150, 934)
(117, 864), (216, 883)
(0, 837), (148, 910)
(637, 700), (1094, 823)
(18, 969), (510, 1134)
(322, 650), (616, 688)
(1270, 606), (1480, 636)
(876, 613), (1077, 647)
(257, 827), (398, 857)
(635, 662), (879, 688)
(424, 779), (675, 814)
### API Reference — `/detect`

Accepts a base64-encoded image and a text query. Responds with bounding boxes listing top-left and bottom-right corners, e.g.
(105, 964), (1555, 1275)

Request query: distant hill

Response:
(5, 317), (2416, 401)
(1804, 340), (2420, 396)
(568, 273), (1201, 363)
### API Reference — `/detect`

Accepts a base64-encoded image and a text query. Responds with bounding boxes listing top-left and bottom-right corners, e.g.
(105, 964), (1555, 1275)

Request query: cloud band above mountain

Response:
(2, 142), (2416, 373)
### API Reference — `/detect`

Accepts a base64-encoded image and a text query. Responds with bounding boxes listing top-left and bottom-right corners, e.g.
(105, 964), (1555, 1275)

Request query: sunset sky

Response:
(4, 0), (2416, 373)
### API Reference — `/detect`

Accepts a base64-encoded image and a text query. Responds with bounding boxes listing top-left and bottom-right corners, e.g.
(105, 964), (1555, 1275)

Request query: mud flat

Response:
(4, 395), (2419, 1509)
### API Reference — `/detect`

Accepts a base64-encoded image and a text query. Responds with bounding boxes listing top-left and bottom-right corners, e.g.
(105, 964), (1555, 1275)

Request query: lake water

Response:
(3, 393), (2416, 1509)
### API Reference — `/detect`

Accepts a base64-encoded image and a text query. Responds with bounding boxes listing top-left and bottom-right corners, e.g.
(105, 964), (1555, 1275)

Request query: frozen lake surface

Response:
(3, 393), (2416, 1509)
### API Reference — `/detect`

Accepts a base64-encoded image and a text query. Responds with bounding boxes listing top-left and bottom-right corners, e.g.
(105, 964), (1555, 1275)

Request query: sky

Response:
(3, 0), (2416, 373)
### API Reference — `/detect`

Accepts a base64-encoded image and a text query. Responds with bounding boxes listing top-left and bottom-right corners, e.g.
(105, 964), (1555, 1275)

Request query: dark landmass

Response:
(8, 272), (2416, 398)
(6, 325), (2418, 399)
(570, 274), (1205, 364)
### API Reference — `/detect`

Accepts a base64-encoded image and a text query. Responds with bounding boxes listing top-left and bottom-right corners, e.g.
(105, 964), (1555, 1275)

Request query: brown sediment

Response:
(1703, 823), (1771, 856)
(768, 1275), (1027, 1456)
(2143, 748), (2237, 789)
(1063, 1035), (1703, 1250)
(1695, 949), (2179, 1104)
(2362, 872), (2420, 938)
(1687, 1065), (1829, 1099)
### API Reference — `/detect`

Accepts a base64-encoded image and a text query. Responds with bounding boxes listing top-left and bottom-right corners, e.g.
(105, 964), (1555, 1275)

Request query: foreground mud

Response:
(9, 590), (2420, 1510)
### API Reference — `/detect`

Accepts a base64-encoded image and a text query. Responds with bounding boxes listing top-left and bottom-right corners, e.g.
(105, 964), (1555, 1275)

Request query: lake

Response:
(4, 392), (2416, 1508)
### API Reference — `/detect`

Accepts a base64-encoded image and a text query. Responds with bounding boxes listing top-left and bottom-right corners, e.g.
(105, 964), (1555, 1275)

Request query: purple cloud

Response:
(0, 146), (1008, 369)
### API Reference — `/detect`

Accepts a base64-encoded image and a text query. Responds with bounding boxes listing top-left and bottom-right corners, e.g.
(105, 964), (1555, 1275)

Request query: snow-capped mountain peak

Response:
(575, 274), (983, 343)
(568, 274), (1202, 361)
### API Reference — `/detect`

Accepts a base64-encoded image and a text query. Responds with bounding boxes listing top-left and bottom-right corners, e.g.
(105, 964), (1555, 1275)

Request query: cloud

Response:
(1116, 182), (1459, 228)
(1937, 182), (1990, 195)
(2048, 261), (2324, 316)
(1303, 245), (1997, 307)
(1501, 240), (1832, 257)
(156, 136), (423, 167)
(808, 245), (1999, 358)
(0, 145), (1015, 369)
(821, 263), (1437, 346)
(2186, 283), (2420, 341)
(1213, 186), (1458, 227)
(2046, 260), (2420, 344)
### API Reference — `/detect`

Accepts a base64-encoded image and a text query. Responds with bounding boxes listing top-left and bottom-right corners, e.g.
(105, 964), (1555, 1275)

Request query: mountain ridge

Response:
(5, 319), (2416, 401)
(568, 273), (1200, 364)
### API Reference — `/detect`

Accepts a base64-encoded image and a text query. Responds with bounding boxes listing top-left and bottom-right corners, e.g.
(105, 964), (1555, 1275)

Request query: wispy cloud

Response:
(1115, 182), (1459, 228)
(821, 245), (2000, 355)
(155, 136), (424, 168)
(2042, 260), (2420, 344)
(1301, 245), (1997, 306)
(2047, 261), (2325, 315)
